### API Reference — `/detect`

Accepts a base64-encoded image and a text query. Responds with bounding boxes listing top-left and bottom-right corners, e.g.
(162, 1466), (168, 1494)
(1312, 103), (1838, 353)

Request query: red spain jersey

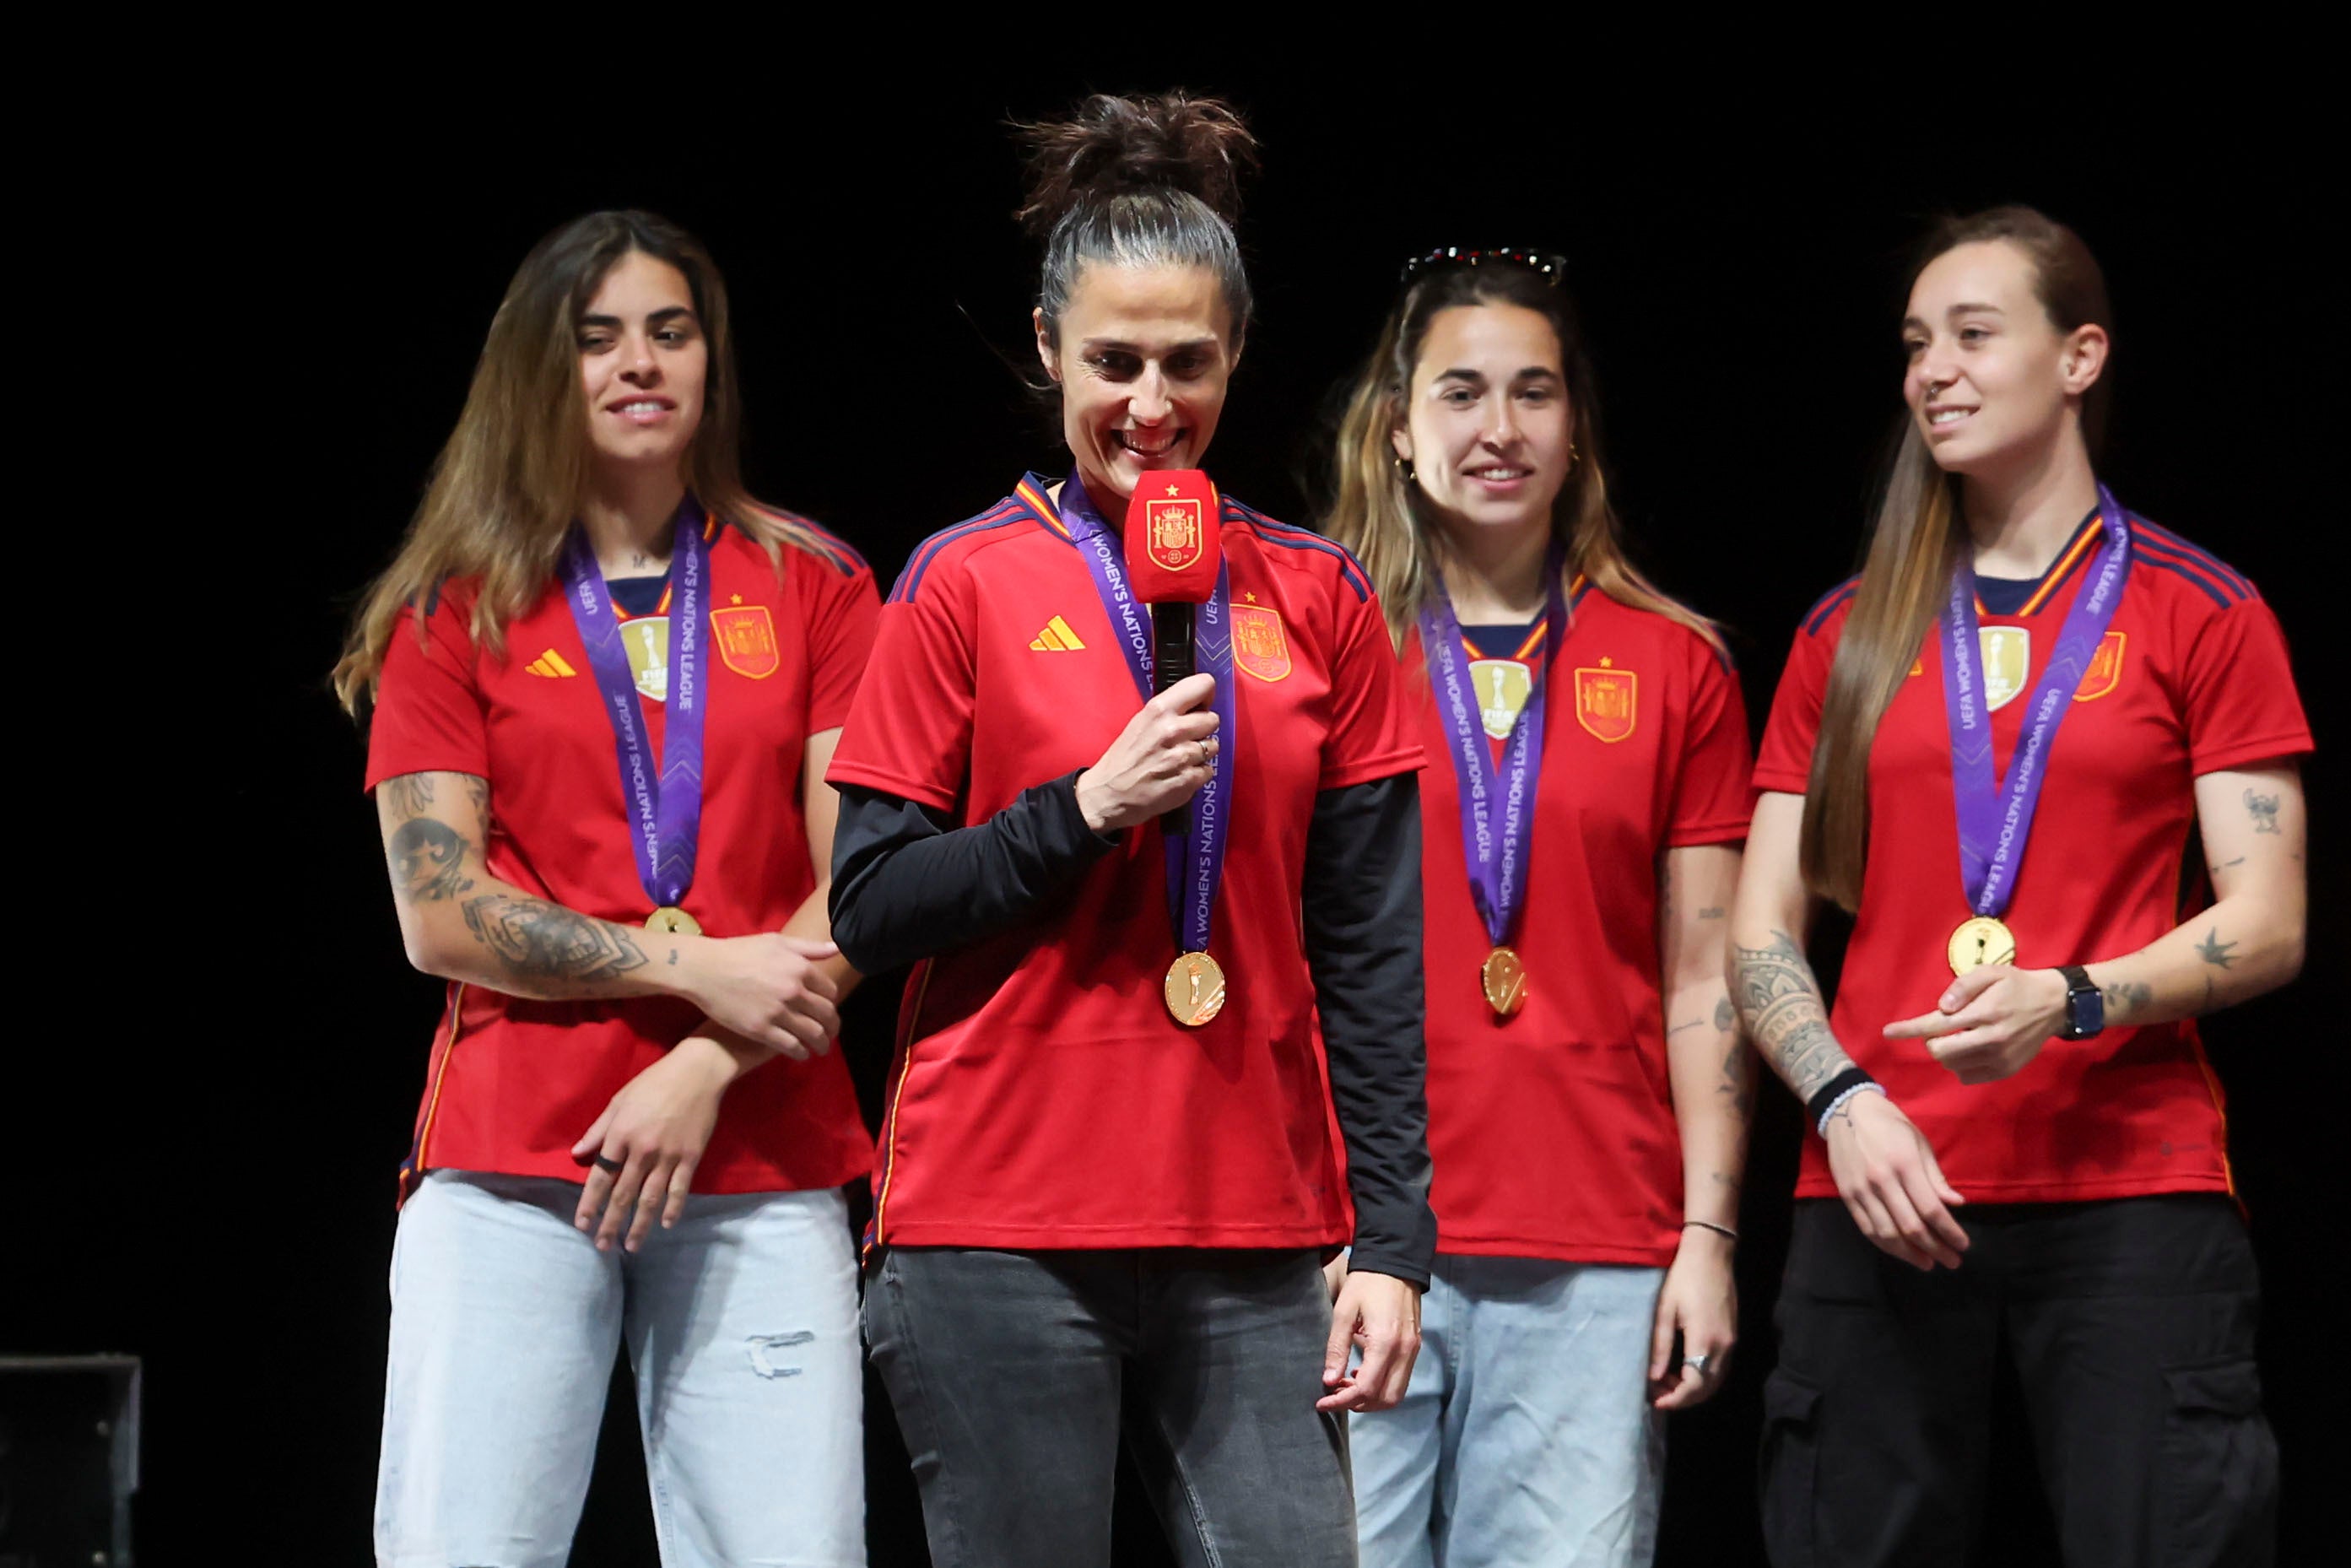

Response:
(364, 511), (879, 1199)
(1755, 511), (2313, 1203)
(826, 476), (1422, 1252)
(1408, 586), (1753, 1265)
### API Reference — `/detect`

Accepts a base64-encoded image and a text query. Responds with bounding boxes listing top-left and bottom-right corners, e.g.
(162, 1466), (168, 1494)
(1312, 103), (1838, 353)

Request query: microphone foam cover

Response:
(1124, 469), (1222, 604)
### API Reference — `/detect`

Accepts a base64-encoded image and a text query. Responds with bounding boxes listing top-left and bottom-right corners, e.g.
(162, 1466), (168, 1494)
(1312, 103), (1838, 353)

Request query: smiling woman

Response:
(824, 94), (1437, 1568)
(333, 211), (879, 1567)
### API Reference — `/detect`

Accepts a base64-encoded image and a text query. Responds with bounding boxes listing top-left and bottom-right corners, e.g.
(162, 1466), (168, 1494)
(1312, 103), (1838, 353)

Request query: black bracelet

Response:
(1804, 1067), (1878, 1128)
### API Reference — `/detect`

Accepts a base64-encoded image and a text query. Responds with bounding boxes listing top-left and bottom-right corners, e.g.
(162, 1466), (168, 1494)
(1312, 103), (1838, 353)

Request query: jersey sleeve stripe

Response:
(754, 505), (870, 576)
(2132, 522), (2256, 600)
(887, 500), (1025, 604)
(2134, 553), (2239, 609)
(1240, 509), (1375, 601)
(1801, 579), (1860, 635)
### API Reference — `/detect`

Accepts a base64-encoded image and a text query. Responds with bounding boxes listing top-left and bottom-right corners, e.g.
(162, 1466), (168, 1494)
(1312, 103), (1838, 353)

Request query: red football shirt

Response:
(365, 511), (879, 1198)
(1754, 511), (2313, 1203)
(826, 476), (1423, 1252)
(1408, 585), (1753, 1265)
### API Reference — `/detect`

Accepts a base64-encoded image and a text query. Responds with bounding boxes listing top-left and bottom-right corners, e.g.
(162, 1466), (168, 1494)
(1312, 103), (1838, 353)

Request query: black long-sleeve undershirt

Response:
(830, 772), (1436, 1287)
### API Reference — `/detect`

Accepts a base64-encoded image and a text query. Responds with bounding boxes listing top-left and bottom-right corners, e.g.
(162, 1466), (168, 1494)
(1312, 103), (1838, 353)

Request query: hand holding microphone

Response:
(1075, 672), (1220, 833)
(1122, 470), (1223, 833)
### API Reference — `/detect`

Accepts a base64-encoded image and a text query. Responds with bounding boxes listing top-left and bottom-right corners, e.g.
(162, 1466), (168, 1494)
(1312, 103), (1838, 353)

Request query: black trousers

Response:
(863, 1246), (1354, 1568)
(1760, 1196), (2276, 1568)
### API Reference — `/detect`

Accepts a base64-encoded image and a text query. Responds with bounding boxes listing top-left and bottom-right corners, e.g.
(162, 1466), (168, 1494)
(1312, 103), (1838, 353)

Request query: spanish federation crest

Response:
(1232, 604), (1290, 682)
(2073, 630), (2127, 702)
(712, 603), (780, 679)
(1145, 496), (1204, 571)
(1574, 661), (1637, 742)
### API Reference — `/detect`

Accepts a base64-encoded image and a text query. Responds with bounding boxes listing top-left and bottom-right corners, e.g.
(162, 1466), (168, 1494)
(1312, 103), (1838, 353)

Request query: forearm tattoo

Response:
(387, 818), (475, 903)
(1733, 929), (1853, 1101)
(2100, 979), (2153, 1023)
(461, 895), (647, 984)
(381, 772), (436, 820)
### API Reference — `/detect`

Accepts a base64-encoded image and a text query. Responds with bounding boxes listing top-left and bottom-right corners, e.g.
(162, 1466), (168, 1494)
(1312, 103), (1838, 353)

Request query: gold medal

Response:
(1481, 946), (1527, 1018)
(1947, 916), (2016, 976)
(646, 906), (703, 937)
(1164, 951), (1227, 1028)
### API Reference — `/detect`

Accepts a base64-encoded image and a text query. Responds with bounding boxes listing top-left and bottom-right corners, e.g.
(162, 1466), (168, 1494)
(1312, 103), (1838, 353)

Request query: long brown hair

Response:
(1321, 261), (1721, 656)
(1800, 205), (2113, 911)
(332, 209), (829, 714)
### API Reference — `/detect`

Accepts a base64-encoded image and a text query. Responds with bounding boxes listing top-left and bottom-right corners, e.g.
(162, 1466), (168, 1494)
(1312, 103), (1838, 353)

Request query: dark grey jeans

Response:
(864, 1246), (1356, 1568)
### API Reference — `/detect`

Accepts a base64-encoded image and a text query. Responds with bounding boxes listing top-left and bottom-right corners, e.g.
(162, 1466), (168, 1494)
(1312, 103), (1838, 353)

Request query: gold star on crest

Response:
(730, 594), (743, 605)
(1165, 484), (1181, 497)
(1600, 657), (1613, 666)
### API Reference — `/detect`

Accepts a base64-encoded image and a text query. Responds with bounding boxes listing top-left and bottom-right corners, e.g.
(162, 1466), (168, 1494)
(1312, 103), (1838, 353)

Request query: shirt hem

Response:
(1792, 1171), (2232, 1203)
(878, 1219), (1345, 1250)
(2191, 733), (2315, 774)
(1663, 817), (1751, 849)
(1749, 770), (1809, 797)
(416, 1154), (870, 1197)
(824, 761), (959, 813)
(1439, 1235), (1677, 1267)
(1320, 747), (1425, 792)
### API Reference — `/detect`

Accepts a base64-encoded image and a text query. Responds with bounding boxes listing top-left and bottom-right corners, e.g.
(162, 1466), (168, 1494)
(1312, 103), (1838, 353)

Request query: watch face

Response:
(2069, 984), (2105, 1039)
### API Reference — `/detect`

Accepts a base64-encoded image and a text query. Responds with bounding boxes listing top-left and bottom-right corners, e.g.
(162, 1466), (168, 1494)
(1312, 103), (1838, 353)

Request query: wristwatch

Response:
(2056, 965), (2105, 1040)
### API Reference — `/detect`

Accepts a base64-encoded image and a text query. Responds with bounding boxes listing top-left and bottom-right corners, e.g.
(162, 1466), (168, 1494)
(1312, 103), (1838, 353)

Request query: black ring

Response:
(592, 1154), (624, 1174)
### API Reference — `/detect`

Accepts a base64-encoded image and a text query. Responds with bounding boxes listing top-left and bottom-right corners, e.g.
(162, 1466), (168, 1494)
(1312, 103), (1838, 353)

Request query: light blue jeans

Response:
(1351, 1256), (1666, 1568)
(374, 1171), (865, 1568)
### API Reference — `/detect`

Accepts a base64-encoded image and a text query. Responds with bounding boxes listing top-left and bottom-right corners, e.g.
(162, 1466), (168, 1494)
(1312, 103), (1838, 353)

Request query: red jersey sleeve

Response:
(1753, 608), (1840, 797)
(1666, 639), (1755, 846)
(365, 592), (489, 792)
(800, 554), (881, 735)
(825, 558), (977, 812)
(2179, 596), (2313, 774)
(1319, 585), (1423, 792)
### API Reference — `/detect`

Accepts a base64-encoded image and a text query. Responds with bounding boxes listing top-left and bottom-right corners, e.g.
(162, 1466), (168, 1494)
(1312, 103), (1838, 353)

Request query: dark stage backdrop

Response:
(22, 76), (2333, 1566)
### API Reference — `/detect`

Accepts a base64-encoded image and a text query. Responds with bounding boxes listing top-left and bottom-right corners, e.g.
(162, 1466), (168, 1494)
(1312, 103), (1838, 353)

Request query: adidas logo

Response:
(525, 649), (579, 678)
(1030, 616), (1087, 652)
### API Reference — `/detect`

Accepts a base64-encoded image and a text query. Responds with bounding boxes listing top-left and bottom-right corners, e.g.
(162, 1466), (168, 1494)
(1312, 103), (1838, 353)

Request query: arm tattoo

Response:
(1697, 906), (1726, 920)
(382, 773), (435, 819)
(1733, 929), (1853, 1101)
(2243, 788), (2281, 835)
(1714, 997), (1736, 1030)
(2099, 980), (2153, 1021)
(461, 895), (647, 983)
(1667, 1019), (1707, 1036)
(2195, 928), (2239, 970)
(387, 818), (475, 903)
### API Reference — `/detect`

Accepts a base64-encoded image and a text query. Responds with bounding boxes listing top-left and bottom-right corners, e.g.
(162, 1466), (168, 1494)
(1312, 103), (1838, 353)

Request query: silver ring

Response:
(1682, 1354), (1711, 1376)
(1197, 739), (1213, 768)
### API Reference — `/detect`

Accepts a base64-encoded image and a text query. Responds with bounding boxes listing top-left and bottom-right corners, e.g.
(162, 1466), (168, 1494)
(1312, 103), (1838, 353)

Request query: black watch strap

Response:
(2057, 964), (2104, 1040)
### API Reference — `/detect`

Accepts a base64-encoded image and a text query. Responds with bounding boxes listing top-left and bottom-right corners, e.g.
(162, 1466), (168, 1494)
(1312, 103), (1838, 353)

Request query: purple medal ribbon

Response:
(1054, 473), (1236, 957)
(1418, 545), (1568, 949)
(559, 499), (711, 912)
(1938, 484), (2132, 917)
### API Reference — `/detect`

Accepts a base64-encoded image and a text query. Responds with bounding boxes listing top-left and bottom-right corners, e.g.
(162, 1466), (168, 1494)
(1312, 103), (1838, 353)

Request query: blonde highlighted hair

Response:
(332, 209), (832, 714)
(1800, 206), (2111, 911)
(1321, 262), (1722, 657)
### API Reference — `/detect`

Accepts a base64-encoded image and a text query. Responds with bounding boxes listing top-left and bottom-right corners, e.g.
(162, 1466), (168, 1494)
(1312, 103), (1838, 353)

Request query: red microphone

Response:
(1124, 470), (1222, 830)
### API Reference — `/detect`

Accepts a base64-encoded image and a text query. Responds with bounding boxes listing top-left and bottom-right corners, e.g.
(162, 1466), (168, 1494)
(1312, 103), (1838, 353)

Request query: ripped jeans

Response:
(374, 1171), (864, 1568)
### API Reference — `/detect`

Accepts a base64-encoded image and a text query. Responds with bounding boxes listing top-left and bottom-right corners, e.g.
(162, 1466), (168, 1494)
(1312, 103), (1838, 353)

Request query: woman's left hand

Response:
(1319, 1269), (1422, 1413)
(1649, 1227), (1738, 1409)
(1883, 965), (2069, 1084)
(570, 1035), (738, 1252)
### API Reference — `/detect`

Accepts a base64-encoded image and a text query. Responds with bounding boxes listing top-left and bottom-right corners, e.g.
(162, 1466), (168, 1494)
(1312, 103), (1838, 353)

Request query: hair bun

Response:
(1016, 92), (1258, 236)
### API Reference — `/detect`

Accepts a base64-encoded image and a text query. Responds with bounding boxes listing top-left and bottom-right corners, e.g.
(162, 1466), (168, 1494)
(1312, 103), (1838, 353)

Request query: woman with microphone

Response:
(1734, 206), (2306, 1565)
(1322, 249), (1754, 1566)
(336, 210), (874, 1566)
(827, 92), (1435, 1568)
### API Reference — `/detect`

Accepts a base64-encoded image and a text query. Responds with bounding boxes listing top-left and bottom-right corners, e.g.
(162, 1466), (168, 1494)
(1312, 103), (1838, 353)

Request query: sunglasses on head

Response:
(1398, 247), (1569, 287)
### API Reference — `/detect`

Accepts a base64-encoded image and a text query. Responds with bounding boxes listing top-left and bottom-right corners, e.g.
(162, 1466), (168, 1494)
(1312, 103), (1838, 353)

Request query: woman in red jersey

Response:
(825, 94), (1434, 1568)
(1321, 251), (1754, 1568)
(334, 210), (874, 1568)
(1733, 206), (2307, 1567)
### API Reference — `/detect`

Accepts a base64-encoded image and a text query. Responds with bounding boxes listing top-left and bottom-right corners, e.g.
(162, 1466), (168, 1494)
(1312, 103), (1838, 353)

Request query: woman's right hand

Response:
(681, 933), (843, 1059)
(1823, 1091), (1970, 1270)
(1075, 673), (1221, 833)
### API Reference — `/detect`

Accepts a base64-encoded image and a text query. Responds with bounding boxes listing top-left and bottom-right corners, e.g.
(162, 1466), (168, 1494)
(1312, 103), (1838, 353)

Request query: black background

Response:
(19, 65), (2336, 1566)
